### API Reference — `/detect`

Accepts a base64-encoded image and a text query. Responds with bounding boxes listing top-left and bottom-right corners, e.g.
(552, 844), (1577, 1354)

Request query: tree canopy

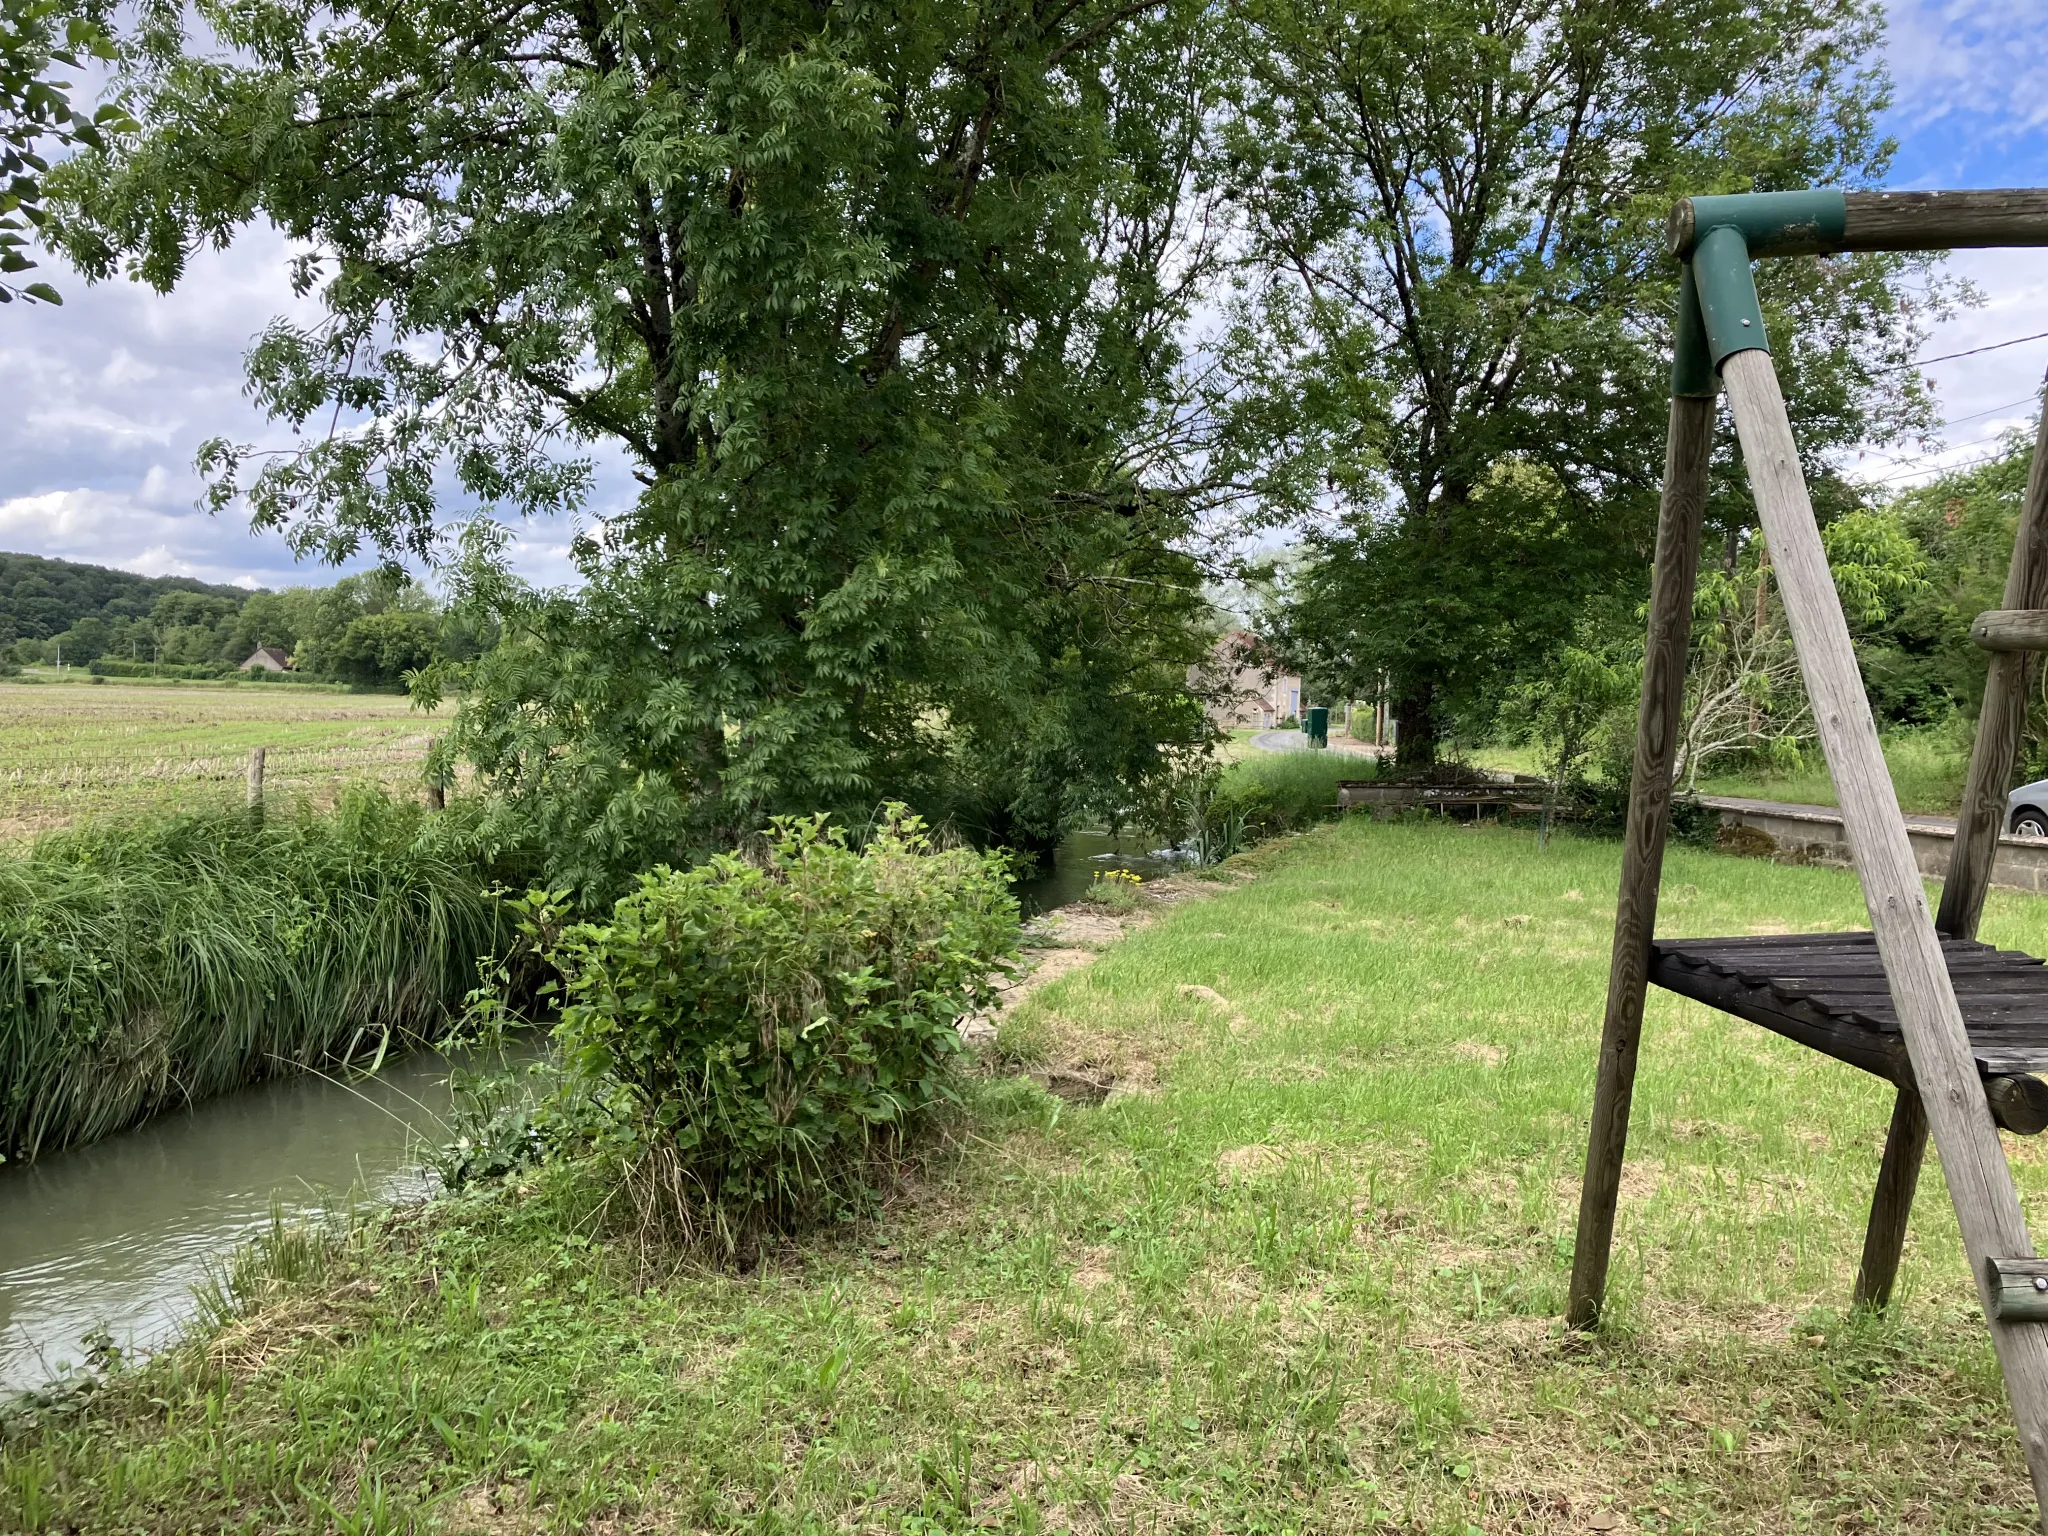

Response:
(1222, 0), (1944, 763)
(52, 0), (1224, 894)
(1, 0), (125, 304)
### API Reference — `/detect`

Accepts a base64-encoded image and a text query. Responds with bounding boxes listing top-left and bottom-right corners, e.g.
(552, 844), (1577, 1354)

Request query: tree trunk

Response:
(1393, 673), (1439, 768)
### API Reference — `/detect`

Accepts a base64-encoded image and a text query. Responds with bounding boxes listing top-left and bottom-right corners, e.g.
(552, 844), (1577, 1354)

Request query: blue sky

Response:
(1, 0), (2045, 591)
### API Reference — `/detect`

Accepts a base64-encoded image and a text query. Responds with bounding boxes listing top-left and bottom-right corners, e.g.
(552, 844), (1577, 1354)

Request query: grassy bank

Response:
(9, 817), (2048, 1529)
(0, 793), (502, 1161)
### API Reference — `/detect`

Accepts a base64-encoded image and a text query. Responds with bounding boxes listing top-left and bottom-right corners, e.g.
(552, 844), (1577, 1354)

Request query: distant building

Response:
(1203, 631), (1302, 730)
(239, 645), (291, 673)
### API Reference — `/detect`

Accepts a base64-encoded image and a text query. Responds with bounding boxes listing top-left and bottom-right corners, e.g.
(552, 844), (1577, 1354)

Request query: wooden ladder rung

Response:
(1971, 610), (2048, 651)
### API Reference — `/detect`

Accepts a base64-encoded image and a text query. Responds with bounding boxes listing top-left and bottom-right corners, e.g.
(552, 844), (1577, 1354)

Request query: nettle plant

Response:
(545, 807), (1017, 1254)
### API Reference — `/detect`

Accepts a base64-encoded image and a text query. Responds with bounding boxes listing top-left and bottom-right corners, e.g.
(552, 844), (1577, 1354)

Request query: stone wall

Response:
(1703, 796), (2048, 896)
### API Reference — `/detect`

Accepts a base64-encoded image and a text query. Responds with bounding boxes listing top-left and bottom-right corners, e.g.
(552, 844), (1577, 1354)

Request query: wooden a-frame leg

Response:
(1854, 1086), (1929, 1311)
(1723, 346), (2048, 1523)
(1938, 390), (2048, 943)
(1864, 388), (2047, 1317)
(1566, 392), (1713, 1331)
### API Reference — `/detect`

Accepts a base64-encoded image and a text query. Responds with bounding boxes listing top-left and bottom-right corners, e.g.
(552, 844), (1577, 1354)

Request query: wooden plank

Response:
(1972, 610), (2048, 652)
(1855, 1089), (1929, 1310)
(1941, 394), (2048, 942)
(1649, 962), (1907, 1078)
(1568, 393), (1714, 1332)
(1723, 346), (2048, 1520)
(1841, 190), (2048, 251)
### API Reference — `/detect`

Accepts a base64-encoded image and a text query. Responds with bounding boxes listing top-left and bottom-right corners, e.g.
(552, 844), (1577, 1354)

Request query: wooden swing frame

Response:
(1567, 188), (2048, 1524)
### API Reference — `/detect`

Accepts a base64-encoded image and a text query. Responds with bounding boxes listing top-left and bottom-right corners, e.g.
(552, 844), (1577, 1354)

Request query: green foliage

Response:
(52, 0), (1224, 894)
(0, 0), (129, 305)
(1226, 0), (1943, 761)
(0, 791), (509, 1161)
(1851, 427), (2039, 743)
(87, 656), (231, 679)
(1154, 750), (1358, 863)
(1501, 639), (1638, 801)
(1079, 867), (1146, 913)
(1822, 508), (1930, 628)
(544, 809), (1017, 1252)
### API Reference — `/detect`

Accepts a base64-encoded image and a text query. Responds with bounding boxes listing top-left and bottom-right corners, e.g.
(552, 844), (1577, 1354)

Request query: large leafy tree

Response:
(52, 0), (1221, 894)
(1224, 0), (1941, 764)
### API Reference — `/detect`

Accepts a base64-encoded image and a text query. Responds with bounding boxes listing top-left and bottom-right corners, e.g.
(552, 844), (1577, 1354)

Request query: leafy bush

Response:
(1143, 750), (1362, 865)
(0, 791), (509, 1160)
(546, 808), (1018, 1254)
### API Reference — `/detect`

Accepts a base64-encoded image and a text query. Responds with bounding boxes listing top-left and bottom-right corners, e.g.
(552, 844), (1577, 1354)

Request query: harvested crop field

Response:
(0, 680), (443, 836)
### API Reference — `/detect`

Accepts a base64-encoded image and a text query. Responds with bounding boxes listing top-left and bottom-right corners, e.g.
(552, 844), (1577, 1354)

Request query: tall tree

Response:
(1224, 0), (1941, 765)
(51, 0), (1222, 893)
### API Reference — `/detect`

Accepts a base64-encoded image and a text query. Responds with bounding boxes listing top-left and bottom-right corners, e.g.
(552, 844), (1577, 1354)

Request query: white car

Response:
(2007, 779), (2048, 839)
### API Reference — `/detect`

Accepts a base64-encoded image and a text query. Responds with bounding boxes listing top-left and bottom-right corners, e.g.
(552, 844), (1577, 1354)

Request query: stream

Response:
(0, 1051), (469, 1396)
(1010, 828), (1182, 913)
(0, 832), (1175, 1398)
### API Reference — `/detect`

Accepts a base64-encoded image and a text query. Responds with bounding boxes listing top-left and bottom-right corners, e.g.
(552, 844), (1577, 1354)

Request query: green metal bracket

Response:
(1689, 225), (1769, 370)
(1668, 189), (1847, 260)
(1670, 264), (1715, 399)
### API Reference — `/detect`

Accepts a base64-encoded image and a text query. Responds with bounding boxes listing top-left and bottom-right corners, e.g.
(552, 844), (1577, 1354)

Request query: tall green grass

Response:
(1214, 749), (1363, 833)
(0, 791), (504, 1161)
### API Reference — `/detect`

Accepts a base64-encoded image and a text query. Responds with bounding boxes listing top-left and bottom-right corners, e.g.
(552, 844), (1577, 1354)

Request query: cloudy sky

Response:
(2, 0), (2046, 593)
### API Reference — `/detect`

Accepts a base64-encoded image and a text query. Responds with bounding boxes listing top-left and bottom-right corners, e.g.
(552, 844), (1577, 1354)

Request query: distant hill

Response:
(0, 552), (256, 642)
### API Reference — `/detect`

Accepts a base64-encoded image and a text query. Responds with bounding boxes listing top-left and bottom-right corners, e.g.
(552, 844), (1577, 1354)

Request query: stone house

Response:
(1203, 631), (1303, 730)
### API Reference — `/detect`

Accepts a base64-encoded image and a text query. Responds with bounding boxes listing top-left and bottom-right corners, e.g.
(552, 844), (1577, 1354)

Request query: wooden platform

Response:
(1650, 931), (2048, 1082)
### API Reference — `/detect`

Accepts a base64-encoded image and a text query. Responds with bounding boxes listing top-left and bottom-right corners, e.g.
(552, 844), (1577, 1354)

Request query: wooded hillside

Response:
(0, 551), (251, 641)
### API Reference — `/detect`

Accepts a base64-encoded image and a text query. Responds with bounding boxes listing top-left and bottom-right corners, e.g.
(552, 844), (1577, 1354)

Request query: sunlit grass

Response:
(6, 819), (2044, 1530)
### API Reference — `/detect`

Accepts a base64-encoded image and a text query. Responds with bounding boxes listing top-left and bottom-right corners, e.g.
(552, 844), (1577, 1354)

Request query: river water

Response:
(0, 1052), (467, 1395)
(1010, 828), (1182, 913)
(0, 832), (1173, 1397)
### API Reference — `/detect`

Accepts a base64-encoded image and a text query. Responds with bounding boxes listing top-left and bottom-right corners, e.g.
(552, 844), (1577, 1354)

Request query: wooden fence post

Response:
(246, 746), (266, 816)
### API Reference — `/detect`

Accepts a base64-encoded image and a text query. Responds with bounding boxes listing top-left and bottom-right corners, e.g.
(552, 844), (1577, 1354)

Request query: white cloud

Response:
(1885, 0), (2048, 144)
(0, 224), (598, 590)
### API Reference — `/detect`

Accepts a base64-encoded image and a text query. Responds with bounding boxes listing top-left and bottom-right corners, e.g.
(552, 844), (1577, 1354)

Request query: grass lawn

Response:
(0, 680), (444, 837)
(10, 817), (2048, 1531)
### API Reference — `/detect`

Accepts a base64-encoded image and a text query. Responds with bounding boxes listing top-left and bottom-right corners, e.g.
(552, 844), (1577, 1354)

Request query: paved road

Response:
(1248, 729), (1383, 757)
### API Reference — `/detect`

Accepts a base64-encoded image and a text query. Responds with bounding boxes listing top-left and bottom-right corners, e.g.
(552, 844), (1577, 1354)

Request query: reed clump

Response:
(0, 790), (504, 1161)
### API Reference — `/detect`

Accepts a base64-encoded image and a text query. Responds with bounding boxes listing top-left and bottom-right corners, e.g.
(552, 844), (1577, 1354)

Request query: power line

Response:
(1853, 425), (2024, 477)
(1877, 330), (2048, 374)
(1940, 393), (2041, 429)
(1862, 448), (2009, 487)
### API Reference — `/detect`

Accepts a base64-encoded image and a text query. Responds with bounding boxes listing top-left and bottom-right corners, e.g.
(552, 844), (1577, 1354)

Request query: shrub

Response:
(0, 791), (508, 1160)
(547, 808), (1018, 1254)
